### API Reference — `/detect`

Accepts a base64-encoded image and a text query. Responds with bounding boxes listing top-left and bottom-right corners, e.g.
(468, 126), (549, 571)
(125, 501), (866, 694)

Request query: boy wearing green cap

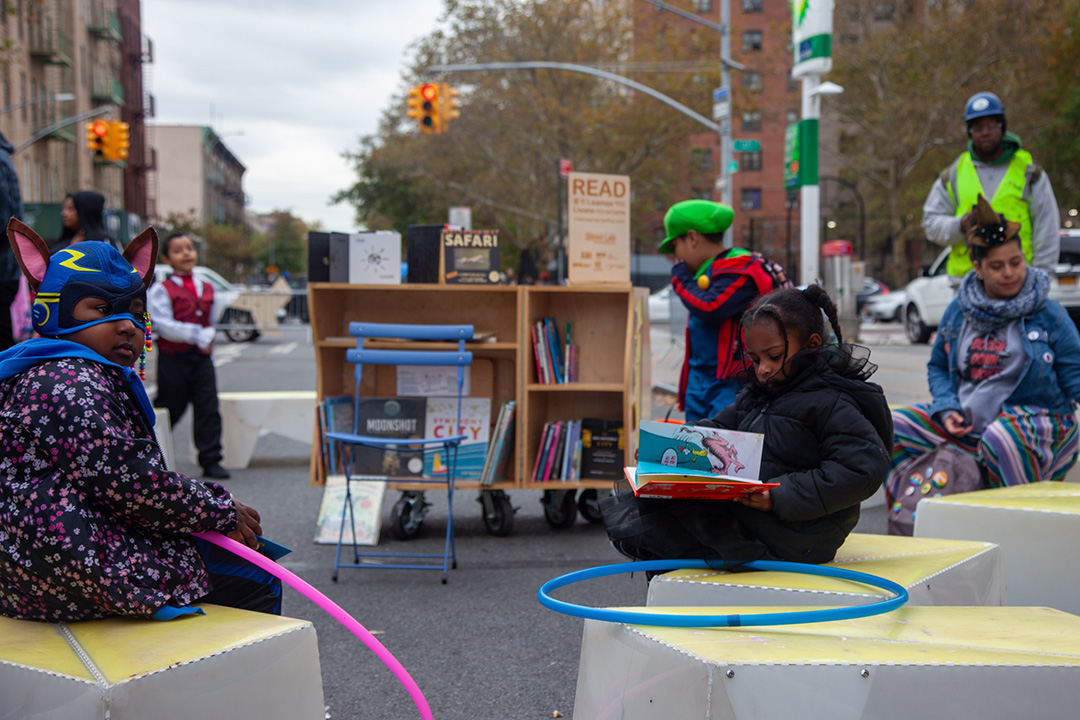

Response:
(660, 199), (777, 420)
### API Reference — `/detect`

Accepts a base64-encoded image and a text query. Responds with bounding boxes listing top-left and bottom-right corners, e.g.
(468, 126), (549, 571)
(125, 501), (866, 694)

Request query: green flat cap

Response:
(659, 200), (735, 254)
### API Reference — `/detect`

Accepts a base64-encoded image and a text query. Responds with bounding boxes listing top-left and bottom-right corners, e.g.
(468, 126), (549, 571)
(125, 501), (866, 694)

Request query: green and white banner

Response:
(784, 120), (819, 189)
(791, 0), (833, 78)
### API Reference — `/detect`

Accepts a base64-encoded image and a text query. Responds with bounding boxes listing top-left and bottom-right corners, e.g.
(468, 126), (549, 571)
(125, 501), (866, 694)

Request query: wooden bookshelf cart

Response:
(307, 282), (651, 534)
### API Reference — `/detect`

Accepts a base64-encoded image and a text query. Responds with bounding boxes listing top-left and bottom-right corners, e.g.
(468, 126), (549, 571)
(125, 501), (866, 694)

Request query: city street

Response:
(148, 321), (930, 720)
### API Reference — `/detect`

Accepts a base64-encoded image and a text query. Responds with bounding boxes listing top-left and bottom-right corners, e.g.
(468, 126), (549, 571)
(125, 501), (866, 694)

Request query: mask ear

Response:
(124, 226), (159, 288)
(6, 218), (51, 293)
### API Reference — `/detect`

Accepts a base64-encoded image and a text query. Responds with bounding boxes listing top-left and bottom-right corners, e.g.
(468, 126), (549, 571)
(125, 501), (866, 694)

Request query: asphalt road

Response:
(148, 321), (926, 720)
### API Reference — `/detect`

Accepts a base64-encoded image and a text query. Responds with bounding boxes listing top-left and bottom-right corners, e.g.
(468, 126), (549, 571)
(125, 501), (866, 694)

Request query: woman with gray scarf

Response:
(888, 194), (1080, 489)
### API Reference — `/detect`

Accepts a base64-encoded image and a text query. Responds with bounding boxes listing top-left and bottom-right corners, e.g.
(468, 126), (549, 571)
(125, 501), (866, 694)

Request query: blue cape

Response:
(0, 338), (155, 426)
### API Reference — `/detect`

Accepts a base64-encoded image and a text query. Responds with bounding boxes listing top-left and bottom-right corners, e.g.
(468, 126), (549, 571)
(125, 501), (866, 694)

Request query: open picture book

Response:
(626, 420), (778, 500)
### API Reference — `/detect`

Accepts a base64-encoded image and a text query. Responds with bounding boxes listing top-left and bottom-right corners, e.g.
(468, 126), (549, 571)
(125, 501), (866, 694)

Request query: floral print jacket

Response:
(0, 357), (237, 622)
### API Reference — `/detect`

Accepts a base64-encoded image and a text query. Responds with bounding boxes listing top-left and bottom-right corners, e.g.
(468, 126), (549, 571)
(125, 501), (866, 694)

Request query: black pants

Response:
(0, 279), (17, 351)
(155, 349), (224, 470)
(194, 539), (282, 615)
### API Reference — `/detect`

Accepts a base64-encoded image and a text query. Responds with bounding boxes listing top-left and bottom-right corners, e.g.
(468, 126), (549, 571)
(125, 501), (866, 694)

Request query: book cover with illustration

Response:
(628, 420), (776, 500)
(422, 397), (492, 482)
(439, 229), (501, 284)
(313, 474), (386, 546)
(580, 418), (624, 480)
(344, 397), (427, 477)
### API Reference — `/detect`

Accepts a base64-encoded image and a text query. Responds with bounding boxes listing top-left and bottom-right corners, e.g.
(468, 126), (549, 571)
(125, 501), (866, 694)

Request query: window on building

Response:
(692, 187), (713, 201)
(742, 71), (763, 93)
(874, 3), (896, 20)
(741, 188), (763, 210)
(786, 108), (799, 124)
(741, 31), (763, 53)
(741, 111), (762, 132)
(691, 0), (712, 12)
(787, 71), (798, 93)
(839, 34), (859, 46)
(742, 0), (762, 12)
(691, 148), (713, 172)
(839, 131), (859, 155)
(741, 151), (763, 172)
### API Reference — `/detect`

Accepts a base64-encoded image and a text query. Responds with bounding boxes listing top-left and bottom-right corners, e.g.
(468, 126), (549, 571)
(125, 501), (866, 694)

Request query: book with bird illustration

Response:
(626, 420), (776, 500)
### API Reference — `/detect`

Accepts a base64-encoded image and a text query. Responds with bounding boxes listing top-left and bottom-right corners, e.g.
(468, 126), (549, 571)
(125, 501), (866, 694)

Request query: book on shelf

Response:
(580, 418), (625, 480)
(564, 321), (577, 383)
(439, 229), (501, 284)
(422, 397), (491, 482)
(531, 317), (578, 385)
(348, 397), (428, 477)
(626, 420), (776, 500)
(481, 400), (516, 485)
(544, 318), (564, 384)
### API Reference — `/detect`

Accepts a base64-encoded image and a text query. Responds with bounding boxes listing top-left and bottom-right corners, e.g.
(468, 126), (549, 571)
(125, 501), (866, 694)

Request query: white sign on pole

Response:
(566, 171), (631, 285)
(792, 0), (834, 79)
(448, 206), (472, 230)
(712, 87), (730, 121)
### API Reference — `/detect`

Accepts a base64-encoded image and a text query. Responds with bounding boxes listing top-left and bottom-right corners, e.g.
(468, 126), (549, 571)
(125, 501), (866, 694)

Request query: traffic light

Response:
(439, 84), (460, 132)
(419, 83), (440, 133)
(85, 120), (108, 159)
(110, 120), (130, 161)
(406, 85), (425, 129)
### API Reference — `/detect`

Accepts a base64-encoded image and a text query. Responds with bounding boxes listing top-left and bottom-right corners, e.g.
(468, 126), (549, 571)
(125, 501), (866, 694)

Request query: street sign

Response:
(728, 160), (739, 174)
(559, 158), (572, 178)
(733, 139), (760, 152)
(712, 87), (730, 121)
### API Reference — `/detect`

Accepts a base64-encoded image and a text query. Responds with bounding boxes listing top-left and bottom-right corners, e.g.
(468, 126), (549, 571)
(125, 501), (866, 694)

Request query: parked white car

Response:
(153, 265), (257, 342)
(903, 231), (1080, 343)
(863, 289), (907, 322)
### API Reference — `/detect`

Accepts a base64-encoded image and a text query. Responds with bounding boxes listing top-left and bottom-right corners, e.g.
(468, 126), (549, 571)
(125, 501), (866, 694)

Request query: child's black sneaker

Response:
(203, 463), (231, 480)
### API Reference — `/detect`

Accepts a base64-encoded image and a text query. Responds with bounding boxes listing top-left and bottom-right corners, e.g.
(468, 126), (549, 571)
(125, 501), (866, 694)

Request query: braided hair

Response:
(741, 285), (843, 363)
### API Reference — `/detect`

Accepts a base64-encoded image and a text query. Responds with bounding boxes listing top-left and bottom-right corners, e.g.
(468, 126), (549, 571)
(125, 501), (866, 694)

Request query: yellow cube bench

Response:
(0, 605), (324, 720)
(915, 482), (1080, 613)
(574, 606), (1080, 719)
(647, 533), (1003, 608)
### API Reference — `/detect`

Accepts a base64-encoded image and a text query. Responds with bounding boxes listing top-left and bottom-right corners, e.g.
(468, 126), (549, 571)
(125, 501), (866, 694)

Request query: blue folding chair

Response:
(326, 322), (473, 584)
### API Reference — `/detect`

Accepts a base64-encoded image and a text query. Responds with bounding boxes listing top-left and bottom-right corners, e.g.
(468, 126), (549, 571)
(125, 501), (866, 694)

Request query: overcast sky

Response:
(142, 0), (446, 232)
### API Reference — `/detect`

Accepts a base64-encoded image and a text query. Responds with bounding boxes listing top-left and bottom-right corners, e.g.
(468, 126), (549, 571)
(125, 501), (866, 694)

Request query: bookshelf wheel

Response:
(542, 489), (578, 529)
(577, 489), (605, 524)
(480, 491), (515, 537)
(390, 492), (427, 541)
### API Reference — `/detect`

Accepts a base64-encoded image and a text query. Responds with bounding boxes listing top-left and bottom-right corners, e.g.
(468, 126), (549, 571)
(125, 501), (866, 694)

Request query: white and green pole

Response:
(790, 0), (837, 285)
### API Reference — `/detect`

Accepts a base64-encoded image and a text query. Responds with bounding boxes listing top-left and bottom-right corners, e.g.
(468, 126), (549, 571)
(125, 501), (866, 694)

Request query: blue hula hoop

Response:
(537, 559), (908, 628)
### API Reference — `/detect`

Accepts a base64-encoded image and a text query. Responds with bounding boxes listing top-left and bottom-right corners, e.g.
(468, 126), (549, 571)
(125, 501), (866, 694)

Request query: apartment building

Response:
(151, 125), (245, 228)
(0, 0), (149, 228)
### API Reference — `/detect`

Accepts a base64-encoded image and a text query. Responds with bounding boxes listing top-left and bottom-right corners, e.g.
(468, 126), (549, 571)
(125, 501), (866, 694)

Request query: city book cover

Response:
(626, 420), (777, 500)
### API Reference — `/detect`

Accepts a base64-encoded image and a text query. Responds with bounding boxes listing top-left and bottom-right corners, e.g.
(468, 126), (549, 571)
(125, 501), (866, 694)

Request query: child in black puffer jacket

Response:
(602, 285), (893, 565)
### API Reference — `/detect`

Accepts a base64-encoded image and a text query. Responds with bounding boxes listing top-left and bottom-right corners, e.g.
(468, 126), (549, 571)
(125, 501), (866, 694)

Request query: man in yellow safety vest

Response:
(922, 91), (1061, 285)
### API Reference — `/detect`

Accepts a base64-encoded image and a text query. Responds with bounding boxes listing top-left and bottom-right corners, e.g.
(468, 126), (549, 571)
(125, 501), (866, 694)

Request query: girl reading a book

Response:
(0, 220), (280, 622)
(602, 285), (892, 565)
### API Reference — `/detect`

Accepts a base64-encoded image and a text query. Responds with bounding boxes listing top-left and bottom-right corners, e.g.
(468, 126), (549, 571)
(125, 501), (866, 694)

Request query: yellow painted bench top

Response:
(619, 606), (1080, 667)
(655, 533), (997, 596)
(925, 482), (1080, 514)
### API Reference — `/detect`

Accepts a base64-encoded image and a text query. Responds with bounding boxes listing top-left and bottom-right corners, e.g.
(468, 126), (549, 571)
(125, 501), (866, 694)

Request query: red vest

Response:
(158, 276), (214, 355)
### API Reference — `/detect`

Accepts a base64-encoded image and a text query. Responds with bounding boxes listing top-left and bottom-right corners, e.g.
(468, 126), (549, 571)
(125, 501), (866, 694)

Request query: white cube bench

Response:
(153, 407), (175, 470)
(574, 606), (1080, 720)
(198, 390), (317, 470)
(647, 533), (1003, 608)
(915, 482), (1080, 614)
(0, 605), (324, 719)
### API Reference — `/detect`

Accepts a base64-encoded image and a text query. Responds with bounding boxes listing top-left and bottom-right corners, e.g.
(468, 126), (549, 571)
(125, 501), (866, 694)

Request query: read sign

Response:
(567, 171), (631, 285)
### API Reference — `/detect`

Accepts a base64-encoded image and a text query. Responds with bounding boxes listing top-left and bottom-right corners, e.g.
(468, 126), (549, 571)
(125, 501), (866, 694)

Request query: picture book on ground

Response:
(627, 420), (777, 500)
(313, 474), (386, 546)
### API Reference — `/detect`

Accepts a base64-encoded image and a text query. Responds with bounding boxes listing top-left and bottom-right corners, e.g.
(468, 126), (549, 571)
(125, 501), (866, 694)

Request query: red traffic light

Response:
(91, 120), (108, 138)
(420, 84), (438, 102)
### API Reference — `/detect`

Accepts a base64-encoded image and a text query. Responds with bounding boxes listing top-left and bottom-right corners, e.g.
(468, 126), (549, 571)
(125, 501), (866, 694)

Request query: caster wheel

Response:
(390, 495), (425, 540)
(577, 489), (605, 524)
(480, 491), (516, 536)
(543, 489), (577, 529)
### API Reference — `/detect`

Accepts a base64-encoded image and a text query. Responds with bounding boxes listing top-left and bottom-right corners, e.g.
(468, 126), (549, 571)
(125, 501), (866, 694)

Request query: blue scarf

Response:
(0, 337), (155, 426)
(957, 267), (1049, 333)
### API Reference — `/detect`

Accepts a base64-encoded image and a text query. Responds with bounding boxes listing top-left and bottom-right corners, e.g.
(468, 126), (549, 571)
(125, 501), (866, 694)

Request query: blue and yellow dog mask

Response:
(6, 218), (158, 336)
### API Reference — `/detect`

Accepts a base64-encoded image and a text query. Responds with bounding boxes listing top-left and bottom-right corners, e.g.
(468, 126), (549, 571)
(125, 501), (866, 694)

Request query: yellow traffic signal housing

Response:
(419, 83), (441, 134)
(110, 120), (130, 161)
(406, 85), (425, 128)
(85, 120), (108, 158)
(439, 84), (460, 131)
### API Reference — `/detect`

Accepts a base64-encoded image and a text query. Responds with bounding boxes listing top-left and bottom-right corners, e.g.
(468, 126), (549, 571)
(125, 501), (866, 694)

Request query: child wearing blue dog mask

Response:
(0, 219), (280, 623)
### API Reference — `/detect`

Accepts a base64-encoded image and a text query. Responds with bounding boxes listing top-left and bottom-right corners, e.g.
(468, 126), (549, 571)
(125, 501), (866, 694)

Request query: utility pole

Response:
(719, 0), (732, 211)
